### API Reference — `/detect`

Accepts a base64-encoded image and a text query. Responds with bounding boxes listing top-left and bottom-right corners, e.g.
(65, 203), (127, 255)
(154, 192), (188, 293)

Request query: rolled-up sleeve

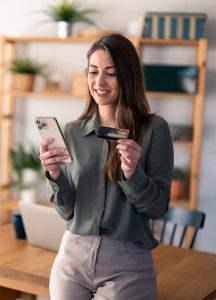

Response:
(118, 119), (174, 219)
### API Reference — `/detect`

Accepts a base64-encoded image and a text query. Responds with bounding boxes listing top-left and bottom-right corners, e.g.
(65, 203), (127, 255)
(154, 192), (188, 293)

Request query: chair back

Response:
(154, 207), (205, 249)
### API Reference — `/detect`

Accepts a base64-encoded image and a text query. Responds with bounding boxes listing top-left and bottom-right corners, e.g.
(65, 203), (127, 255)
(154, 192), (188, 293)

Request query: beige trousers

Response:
(49, 230), (157, 300)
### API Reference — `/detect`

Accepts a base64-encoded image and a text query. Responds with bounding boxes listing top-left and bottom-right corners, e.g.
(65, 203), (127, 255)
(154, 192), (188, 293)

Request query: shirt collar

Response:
(81, 110), (100, 137)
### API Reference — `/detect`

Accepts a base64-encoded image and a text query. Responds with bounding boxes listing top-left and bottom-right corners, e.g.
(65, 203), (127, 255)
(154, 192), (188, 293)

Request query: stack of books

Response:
(144, 12), (206, 39)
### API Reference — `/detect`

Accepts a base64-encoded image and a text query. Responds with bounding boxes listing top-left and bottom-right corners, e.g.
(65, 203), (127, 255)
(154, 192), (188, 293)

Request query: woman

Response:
(39, 34), (173, 300)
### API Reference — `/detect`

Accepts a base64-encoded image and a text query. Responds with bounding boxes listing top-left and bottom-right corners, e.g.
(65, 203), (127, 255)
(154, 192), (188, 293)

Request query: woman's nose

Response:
(96, 72), (105, 86)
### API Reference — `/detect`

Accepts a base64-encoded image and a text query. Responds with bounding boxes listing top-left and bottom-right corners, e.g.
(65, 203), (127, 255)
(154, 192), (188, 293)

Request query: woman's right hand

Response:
(39, 139), (70, 180)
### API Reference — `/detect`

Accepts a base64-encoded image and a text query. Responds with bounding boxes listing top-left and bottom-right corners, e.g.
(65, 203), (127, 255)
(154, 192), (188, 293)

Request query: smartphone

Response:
(97, 126), (129, 141)
(35, 116), (72, 162)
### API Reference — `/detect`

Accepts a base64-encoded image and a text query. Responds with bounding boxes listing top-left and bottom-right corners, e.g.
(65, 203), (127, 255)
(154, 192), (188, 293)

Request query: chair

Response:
(152, 207), (205, 249)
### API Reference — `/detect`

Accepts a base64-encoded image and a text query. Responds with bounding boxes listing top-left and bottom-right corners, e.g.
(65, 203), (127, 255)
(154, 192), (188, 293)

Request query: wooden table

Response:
(0, 225), (216, 300)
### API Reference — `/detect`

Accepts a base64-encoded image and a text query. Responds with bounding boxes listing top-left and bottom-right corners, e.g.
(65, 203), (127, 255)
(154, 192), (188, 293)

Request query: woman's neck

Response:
(98, 106), (116, 128)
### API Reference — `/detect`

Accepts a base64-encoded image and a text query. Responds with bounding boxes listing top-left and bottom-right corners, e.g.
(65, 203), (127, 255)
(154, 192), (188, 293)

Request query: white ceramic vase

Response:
(57, 21), (72, 38)
(20, 169), (39, 203)
(20, 188), (37, 204)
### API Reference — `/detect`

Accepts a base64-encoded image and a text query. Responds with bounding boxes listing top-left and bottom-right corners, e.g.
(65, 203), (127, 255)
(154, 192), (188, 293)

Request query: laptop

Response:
(19, 201), (66, 252)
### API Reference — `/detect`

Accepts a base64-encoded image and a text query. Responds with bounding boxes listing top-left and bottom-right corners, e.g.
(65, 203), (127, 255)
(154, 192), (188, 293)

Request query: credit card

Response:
(97, 126), (129, 141)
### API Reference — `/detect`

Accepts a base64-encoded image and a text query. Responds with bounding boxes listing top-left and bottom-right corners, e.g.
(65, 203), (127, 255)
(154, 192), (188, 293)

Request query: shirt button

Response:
(53, 186), (58, 192)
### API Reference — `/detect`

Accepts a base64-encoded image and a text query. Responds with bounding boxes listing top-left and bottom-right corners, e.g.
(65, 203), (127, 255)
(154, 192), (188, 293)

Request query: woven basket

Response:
(14, 74), (34, 91)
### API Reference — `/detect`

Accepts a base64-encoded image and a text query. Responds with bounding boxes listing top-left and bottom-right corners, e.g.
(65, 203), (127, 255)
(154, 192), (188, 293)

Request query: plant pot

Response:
(57, 21), (72, 38)
(19, 169), (39, 203)
(14, 73), (35, 91)
(20, 188), (37, 203)
(171, 180), (185, 201)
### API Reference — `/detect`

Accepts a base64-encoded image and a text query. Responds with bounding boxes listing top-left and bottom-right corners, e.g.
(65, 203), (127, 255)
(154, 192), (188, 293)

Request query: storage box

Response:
(144, 12), (206, 39)
(43, 79), (62, 93)
(71, 73), (88, 98)
(143, 65), (198, 93)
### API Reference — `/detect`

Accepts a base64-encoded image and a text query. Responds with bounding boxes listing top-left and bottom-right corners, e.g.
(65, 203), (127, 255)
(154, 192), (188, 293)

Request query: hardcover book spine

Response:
(145, 16), (152, 38)
(195, 18), (203, 39)
(158, 17), (165, 38)
(170, 17), (177, 39)
(183, 18), (190, 39)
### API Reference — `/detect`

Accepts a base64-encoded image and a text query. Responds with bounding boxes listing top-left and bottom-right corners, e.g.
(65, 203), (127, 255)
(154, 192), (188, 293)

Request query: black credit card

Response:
(97, 126), (129, 141)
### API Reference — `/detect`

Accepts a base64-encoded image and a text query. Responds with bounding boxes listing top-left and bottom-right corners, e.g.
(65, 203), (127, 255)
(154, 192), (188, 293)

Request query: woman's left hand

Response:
(117, 139), (142, 180)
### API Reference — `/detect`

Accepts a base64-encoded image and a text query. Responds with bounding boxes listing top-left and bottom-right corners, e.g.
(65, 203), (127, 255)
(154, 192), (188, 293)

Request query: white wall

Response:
(0, 0), (215, 240)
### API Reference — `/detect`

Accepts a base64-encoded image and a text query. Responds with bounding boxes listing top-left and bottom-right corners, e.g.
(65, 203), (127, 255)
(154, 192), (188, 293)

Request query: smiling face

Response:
(87, 49), (120, 110)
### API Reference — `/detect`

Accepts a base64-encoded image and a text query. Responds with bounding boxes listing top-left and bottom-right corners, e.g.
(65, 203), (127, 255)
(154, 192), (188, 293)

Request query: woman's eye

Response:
(107, 73), (116, 77)
(88, 71), (116, 77)
(88, 71), (98, 75)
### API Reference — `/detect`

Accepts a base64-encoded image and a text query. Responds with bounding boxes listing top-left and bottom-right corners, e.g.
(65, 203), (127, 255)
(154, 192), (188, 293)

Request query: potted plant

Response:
(10, 58), (44, 92)
(171, 167), (187, 201)
(42, 0), (98, 38)
(10, 144), (43, 203)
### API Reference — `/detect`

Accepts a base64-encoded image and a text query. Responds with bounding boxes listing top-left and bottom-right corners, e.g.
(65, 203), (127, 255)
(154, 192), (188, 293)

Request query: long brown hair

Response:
(79, 34), (153, 183)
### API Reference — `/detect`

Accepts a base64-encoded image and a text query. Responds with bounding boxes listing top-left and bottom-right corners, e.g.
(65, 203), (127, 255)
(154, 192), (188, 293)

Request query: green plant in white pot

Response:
(42, 0), (98, 38)
(11, 144), (43, 203)
(10, 58), (44, 92)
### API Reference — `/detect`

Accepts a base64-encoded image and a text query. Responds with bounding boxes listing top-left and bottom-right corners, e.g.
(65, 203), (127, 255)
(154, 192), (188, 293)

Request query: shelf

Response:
(4, 36), (200, 46)
(146, 91), (196, 99)
(10, 91), (196, 100)
(170, 199), (189, 209)
(11, 91), (83, 99)
(173, 140), (192, 147)
(5, 36), (98, 44)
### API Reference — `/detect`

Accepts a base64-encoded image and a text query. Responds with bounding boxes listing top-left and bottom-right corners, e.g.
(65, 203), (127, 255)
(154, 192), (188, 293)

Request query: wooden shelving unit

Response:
(139, 38), (208, 209)
(0, 36), (208, 221)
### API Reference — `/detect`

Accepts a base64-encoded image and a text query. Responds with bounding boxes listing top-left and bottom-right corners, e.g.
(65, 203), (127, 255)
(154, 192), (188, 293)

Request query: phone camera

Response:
(36, 120), (47, 129)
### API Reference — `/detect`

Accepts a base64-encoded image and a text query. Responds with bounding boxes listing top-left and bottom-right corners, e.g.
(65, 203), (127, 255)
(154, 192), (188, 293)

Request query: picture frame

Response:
(125, 15), (145, 37)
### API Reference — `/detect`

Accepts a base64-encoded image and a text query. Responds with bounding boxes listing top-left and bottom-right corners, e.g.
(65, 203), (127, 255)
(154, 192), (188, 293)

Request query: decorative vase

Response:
(20, 188), (37, 203)
(57, 21), (72, 38)
(14, 73), (35, 91)
(20, 169), (39, 203)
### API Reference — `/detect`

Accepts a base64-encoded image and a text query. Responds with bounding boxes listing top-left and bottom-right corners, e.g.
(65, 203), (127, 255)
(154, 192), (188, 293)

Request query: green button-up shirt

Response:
(46, 112), (173, 250)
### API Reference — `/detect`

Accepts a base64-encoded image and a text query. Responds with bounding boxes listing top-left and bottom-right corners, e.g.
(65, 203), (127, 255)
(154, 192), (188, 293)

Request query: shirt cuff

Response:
(118, 163), (148, 203)
(45, 170), (67, 196)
